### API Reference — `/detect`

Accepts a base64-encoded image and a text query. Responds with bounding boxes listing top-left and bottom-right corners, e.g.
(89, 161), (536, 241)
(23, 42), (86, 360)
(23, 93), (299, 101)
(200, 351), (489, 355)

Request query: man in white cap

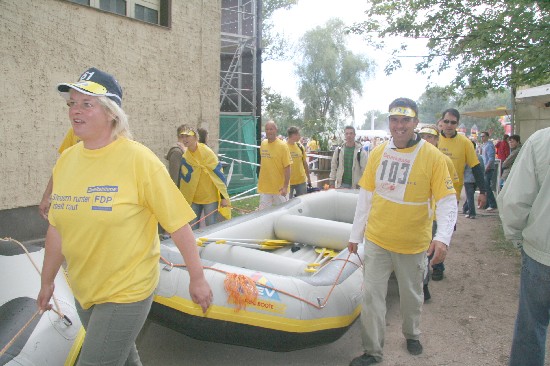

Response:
(348, 98), (457, 366)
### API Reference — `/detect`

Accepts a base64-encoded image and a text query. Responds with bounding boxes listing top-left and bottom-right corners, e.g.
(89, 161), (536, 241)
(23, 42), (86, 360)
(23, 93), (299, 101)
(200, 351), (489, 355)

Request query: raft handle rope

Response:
(160, 250), (361, 310)
(0, 237), (73, 358)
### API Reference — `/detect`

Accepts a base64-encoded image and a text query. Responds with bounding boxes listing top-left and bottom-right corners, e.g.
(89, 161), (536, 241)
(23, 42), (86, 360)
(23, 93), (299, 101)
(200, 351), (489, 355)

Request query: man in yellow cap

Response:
(348, 98), (457, 366)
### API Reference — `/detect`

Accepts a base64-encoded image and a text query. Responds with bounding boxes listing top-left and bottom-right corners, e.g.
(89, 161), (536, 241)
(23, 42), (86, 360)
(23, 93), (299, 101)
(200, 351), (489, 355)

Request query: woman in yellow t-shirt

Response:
(178, 125), (230, 227)
(37, 68), (212, 365)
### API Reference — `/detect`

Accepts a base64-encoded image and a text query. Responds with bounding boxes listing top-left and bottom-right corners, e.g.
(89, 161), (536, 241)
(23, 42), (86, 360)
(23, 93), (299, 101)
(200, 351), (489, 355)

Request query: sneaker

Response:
(423, 284), (431, 301)
(406, 339), (423, 355)
(486, 207), (495, 211)
(432, 268), (444, 281)
(468, 215), (476, 219)
(464, 214), (470, 218)
(349, 353), (380, 366)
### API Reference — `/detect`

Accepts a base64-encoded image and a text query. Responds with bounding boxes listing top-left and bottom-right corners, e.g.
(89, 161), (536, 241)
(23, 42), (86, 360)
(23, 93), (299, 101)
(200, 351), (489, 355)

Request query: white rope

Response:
(221, 156), (260, 167)
(219, 138), (260, 149)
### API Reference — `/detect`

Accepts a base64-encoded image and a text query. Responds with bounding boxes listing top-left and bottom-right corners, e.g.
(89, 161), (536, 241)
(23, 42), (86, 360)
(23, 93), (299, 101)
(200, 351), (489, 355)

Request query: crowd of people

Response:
(37, 67), (545, 366)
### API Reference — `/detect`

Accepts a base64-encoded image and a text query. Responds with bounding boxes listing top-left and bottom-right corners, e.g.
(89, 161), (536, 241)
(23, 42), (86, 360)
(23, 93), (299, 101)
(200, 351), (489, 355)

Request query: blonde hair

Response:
(97, 96), (133, 140)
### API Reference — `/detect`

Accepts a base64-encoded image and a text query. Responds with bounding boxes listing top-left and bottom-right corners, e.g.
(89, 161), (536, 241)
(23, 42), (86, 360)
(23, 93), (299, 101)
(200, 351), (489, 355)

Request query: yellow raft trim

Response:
(64, 326), (85, 366)
(154, 295), (361, 333)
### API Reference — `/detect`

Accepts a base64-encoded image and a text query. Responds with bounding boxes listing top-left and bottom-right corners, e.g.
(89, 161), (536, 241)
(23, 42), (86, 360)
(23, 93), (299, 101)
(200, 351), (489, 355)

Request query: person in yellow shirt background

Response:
(418, 124), (460, 301)
(287, 126), (312, 198)
(178, 125), (230, 227)
(38, 127), (81, 219)
(435, 109), (488, 281)
(257, 120), (292, 210)
(307, 134), (319, 169)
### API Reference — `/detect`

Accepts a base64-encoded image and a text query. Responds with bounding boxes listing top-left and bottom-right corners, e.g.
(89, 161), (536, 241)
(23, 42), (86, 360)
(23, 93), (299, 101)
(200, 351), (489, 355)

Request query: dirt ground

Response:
(136, 208), (550, 366)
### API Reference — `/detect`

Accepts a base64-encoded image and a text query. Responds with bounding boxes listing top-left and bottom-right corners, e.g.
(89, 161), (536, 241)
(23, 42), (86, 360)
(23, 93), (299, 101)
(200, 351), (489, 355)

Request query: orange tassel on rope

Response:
(224, 273), (258, 311)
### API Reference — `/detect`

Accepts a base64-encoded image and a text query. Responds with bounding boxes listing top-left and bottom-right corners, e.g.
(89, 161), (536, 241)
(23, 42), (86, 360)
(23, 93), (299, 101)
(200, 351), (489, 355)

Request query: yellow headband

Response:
(180, 130), (196, 136)
(389, 106), (416, 118)
(419, 127), (439, 136)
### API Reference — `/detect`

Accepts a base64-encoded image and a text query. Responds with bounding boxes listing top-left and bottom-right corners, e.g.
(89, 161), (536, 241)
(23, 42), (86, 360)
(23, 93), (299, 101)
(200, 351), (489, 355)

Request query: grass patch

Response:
(230, 196), (260, 217)
(491, 221), (521, 259)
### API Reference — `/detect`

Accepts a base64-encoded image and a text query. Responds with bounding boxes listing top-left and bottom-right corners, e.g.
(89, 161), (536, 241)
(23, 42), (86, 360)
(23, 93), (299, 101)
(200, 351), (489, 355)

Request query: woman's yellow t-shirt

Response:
(49, 138), (195, 309)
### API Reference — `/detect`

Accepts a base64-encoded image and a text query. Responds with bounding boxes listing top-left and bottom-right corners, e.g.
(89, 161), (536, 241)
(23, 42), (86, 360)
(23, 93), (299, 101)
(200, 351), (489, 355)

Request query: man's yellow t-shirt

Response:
(288, 142), (307, 185)
(438, 133), (480, 199)
(360, 140), (456, 254)
(49, 138), (195, 309)
(258, 139), (292, 194)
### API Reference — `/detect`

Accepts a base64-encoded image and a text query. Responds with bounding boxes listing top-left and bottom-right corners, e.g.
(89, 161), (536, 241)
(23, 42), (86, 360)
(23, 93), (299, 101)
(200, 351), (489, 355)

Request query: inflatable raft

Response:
(150, 189), (364, 351)
(0, 239), (83, 366)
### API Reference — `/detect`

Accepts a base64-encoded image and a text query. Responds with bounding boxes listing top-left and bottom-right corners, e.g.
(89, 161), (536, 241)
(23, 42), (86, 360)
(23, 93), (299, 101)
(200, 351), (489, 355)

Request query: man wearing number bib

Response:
(348, 98), (457, 366)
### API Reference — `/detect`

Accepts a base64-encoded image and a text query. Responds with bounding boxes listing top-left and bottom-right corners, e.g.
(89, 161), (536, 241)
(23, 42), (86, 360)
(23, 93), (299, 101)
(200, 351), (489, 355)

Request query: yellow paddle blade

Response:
(307, 263), (321, 267)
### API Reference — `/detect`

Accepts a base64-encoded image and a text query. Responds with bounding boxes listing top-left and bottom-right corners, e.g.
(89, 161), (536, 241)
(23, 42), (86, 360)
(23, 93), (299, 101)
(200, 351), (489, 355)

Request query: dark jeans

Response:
(509, 251), (550, 366)
(484, 169), (497, 209)
(462, 182), (476, 217)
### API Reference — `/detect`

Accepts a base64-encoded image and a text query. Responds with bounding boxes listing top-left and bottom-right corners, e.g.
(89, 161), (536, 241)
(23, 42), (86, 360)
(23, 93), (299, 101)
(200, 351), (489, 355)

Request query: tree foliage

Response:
(416, 86), (511, 137)
(261, 0), (299, 61)
(349, 0), (550, 101)
(262, 87), (303, 134)
(297, 18), (373, 137)
(358, 110), (389, 131)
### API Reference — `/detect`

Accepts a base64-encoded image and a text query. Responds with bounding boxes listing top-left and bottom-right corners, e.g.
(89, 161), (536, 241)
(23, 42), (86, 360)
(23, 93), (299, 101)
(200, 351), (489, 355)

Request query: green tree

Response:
(261, 0), (299, 61)
(417, 86), (453, 124)
(350, 0), (550, 101)
(358, 110), (389, 131)
(262, 87), (303, 134)
(297, 18), (373, 137)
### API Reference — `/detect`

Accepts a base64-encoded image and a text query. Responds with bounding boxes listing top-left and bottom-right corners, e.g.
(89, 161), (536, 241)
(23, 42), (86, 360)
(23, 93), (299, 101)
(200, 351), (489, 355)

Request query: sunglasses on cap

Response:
(442, 119), (458, 125)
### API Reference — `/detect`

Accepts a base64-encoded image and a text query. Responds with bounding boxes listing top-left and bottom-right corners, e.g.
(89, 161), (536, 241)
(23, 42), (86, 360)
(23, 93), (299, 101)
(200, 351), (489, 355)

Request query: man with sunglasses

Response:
(434, 108), (487, 281)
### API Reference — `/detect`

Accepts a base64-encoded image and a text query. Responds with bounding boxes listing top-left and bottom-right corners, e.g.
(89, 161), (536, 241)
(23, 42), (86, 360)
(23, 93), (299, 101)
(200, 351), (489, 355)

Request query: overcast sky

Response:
(262, 0), (455, 126)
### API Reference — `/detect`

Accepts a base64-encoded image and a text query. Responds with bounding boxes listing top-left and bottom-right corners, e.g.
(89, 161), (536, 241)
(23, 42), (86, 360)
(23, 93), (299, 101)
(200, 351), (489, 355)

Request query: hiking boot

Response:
(349, 353), (380, 366)
(432, 268), (444, 281)
(423, 284), (431, 301)
(406, 339), (423, 355)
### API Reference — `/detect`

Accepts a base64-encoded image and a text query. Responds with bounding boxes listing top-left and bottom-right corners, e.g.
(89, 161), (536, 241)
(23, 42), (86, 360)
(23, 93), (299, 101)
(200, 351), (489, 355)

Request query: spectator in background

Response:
(480, 131), (497, 211)
(329, 126), (368, 189)
(257, 120), (292, 209)
(197, 127), (208, 145)
(500, 134), (521, 187)
(495, 134), (510, 162)
(462, 140), (484, 219)
(179, 126), (231, 226)
(39, 127), (80, 220)
(497, 127), (550, 366)
(435, 110), (487, 281)
(165, 124), (186, 186)
(287, 126), (312, 198)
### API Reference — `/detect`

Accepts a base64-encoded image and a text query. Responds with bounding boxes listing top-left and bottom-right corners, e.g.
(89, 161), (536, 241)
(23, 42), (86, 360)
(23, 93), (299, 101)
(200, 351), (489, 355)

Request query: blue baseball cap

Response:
(57, 67), (123, 106)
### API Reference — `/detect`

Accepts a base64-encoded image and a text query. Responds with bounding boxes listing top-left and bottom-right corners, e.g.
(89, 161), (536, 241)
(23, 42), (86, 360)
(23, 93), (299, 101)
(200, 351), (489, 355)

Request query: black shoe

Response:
(423, 284), (431, 301)
(349, 353), (380, 366)
(432, 268), (444, 281)
(406, 339), (423, 355)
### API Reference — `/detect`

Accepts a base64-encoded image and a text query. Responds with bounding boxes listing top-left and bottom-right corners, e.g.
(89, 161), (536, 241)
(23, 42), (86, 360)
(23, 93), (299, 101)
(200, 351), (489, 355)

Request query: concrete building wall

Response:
(515, 104), (550, 141)
(0, 0), (220, 239)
